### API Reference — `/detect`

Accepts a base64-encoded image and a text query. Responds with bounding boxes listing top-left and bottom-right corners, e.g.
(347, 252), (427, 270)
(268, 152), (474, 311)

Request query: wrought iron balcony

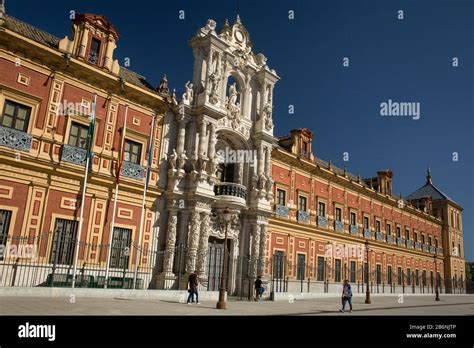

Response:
(397, 237), (403, 247)
(436, 247), (442, 255)
(422, 244), (428, 253)
(297, 210), (310, 223)
(334, 220), (344, 232)
(275, 204), (289, 218)
(414, 242), (420, 250)
(61, 144), (87, 166)
(120, 161), (145, 180)
(386, 235), (392, 244)
(317, 215), (328, 228)
(376, 231), (383, 241)
(349, 225), (358, 235)
(0, 125), (32, 152)
(214, 182), (247, 200)
(364, 228), (372, 239)
(406, 240), (411, 248)
(429, 246), (435, 254)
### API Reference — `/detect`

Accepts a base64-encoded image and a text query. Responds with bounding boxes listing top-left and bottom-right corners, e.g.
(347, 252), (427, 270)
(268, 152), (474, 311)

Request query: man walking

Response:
(340, 279), (353, 313)
(187, 270), (200, 304)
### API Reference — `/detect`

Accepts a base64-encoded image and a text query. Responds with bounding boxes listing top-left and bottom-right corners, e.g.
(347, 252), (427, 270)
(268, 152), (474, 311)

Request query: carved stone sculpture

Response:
(182, 81), (193, 105)
(177, 150), (187, 170)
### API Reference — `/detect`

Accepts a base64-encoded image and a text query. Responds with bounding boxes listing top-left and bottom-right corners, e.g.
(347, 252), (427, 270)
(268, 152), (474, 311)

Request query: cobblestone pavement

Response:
(1, 295), (473, 316)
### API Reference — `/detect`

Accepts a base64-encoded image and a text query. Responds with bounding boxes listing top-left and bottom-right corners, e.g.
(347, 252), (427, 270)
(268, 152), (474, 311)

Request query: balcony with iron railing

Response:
(376, 231), (383, 241)
(334, 220), (344, 232)
(120, 161), (145, 180)
(429, 246), (435, 254)
(397, 237), (403, 247)
(0, 125), (32, 152)
(364, 228), (372, 239)
(214, 182), (247, 207)
(349, 225), (358, 235)
(275, 204), (289, 218)
(422, 244), (428, 253)
(386, 235), (392, 244)
(61, 144), (88, 166)
(406, 240), (411, 248)
(317, 215), (328, 228)
(297, 210), (310, 223)
(414, 242), (420, 250)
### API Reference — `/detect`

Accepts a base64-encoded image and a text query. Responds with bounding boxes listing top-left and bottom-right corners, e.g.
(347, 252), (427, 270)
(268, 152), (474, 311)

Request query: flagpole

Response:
(72, 94), (97, 289)
(104, 105), (128, 288)
(133, 113), (156, 289)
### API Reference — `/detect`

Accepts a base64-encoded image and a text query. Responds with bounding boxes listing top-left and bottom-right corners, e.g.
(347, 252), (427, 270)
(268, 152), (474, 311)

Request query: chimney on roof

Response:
(0, 0), (6, 26)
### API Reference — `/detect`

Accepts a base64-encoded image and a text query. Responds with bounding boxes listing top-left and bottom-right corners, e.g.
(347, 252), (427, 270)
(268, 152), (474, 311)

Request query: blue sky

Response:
(7, 0), (473, 260)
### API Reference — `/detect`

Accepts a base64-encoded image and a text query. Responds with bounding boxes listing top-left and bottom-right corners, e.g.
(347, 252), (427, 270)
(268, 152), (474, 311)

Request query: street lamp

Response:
(434, 254), (440, 301)
(216, 208), (231, 310)
(365, 240), (371, 304)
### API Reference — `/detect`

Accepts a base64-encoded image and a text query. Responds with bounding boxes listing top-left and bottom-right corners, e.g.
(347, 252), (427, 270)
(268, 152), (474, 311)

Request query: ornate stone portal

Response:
(155, 16), (279, 296)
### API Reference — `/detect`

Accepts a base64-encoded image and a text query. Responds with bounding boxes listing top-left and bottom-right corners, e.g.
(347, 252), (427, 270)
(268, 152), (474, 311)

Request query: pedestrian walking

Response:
(254, 276), (263, 301)
(340, 279), (353, 313)
(187, 270), (200, 304)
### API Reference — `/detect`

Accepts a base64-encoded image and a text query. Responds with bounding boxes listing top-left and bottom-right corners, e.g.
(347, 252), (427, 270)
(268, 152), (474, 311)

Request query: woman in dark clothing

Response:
(187, 271), (200, 304)
(254, 276), (263, 301)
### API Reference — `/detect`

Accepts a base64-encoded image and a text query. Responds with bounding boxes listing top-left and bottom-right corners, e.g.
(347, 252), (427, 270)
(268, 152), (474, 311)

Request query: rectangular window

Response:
(422, 270), (427, 286)
(458, 244), (461, 258)
(397, 226), (401, 238)
(430, 271), (434, 287)
(376, 220), (381, 232)
(276, 189), (286, 206)
(296, 254), (305, 280)
(88, 38), (101, 65)
(456, 213), (460, 230)
(386, 223), (391, 235)
(318, 202), (325, 217)
(376, 264), (382, 284)
(124, 140), (142, 164)
(435, 239), (438, 248)
(335, 207), (342, 222)
(68, 122), (89, 149)
(421, 235), (425, 245)
(0, 210), (12, 261)
(335, 259), (341, 282)
(363, 216), (369, 229)
(110, 227), (132, 269)
(405, 229), (410, 240)
(414, 232), (418, 243)
(407, 268), (411, 285)
(350, 212), (356, 226)
(450, 210), (454, 228)
(317, 256), (325, 281)
(397, 267), (402, 286)
(415, 269), (419, 286)
(298, 196), (307, 211)
(1, 100), (31, 132)
(387, 265), (392, 284)
(49, 218), (78, 265)
(350, 261), (356, 283)
(429, 237), (432, 246)
(273, 251), (284, 279)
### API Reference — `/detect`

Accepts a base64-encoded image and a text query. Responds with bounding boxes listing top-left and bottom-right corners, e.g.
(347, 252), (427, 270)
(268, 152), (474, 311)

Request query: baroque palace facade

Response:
(0, 4), (466, 295)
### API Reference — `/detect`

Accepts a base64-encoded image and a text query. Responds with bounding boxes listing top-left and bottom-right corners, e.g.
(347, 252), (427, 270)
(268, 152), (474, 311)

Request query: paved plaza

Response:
(1, 294), (473, 316)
